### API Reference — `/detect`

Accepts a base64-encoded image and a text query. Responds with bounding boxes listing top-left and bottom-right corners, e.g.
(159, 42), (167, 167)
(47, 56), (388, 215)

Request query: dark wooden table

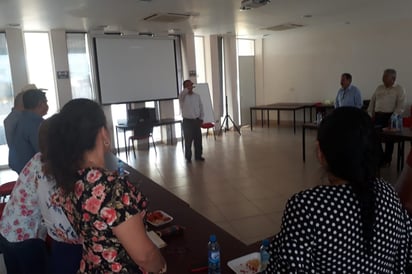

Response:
(380, 128), (412, 173)
(250, 102), (334, 134)
(115, 119), (183, 157)
(302, 123), (319, 162)
(250, 103), (307, 134)
(302, 123), (412, 173)
(105, 154), (259, 273)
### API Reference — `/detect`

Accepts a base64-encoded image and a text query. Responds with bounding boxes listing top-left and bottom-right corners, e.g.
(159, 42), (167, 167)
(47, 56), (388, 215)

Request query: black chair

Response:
(128, 120), (157, 157)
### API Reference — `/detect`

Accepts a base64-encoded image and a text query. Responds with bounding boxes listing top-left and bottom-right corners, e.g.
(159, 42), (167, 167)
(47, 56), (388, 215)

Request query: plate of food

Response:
(227, 252), (261, 274)
(146, 210), (173, 227)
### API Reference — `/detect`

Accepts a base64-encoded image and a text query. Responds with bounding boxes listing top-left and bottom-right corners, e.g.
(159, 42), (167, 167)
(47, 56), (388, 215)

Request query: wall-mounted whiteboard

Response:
(93, 36), (179, 104)
(196, 83), (215, 123)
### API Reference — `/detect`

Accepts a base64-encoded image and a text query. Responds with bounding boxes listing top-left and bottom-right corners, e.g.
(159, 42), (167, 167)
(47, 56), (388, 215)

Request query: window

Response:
(145, 101), (161, 142)
(24, 32), (58, 117)
(67, 33), (94, 99)
(237, 39), (255, 56)
(194, 36), (206, 83)
(111, 103), (127, 150)
(173, 99), (182, 139)
(0, 33), (14, 167)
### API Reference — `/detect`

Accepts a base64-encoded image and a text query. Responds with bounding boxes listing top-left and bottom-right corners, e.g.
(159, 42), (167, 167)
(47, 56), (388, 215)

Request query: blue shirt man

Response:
(335, 73), (362, 109)
(9, 89), (48, 173)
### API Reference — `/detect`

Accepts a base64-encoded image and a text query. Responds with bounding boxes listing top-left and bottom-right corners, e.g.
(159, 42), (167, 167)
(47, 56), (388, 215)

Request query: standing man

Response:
(4, 93), (25, 146)
(368, 68), (406, 166)
(4, 84), (37, 173)
(179, 80), (205, 163)
(335, 73), (362, 108)
(9, 89), (49, 173)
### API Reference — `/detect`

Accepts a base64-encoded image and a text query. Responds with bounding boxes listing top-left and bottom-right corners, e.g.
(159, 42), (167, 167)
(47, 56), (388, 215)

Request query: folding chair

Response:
(201, 122), (216, 140)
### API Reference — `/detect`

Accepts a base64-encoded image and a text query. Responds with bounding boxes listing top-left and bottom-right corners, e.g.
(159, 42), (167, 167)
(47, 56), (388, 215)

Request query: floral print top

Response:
(62, 167), (148, 273)
(0, 152), (80, 244)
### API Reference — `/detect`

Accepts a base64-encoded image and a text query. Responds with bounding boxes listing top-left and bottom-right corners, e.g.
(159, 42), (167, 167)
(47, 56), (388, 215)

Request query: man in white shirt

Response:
(368, 68), (406, 166)
(179, 80), (204, 163)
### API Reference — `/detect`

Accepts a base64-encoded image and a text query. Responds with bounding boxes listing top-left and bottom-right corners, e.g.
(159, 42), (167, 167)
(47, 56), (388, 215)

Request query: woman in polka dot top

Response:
(266, 107), (412, 273)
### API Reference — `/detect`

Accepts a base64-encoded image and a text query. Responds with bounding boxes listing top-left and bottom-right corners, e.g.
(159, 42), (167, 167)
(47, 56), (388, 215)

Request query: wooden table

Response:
(115, 119), (183, 158)
(380, 128), (412, 173)
(302, 123), (319, 162)
(302, 123), (412, 173)
(105, 154), (259, 273)
(250, 102), (335, 134)
(250, 103), (308, 134)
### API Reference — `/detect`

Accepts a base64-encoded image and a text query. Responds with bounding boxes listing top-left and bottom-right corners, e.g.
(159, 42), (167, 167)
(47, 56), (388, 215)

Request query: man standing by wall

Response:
(335, 73), (362, 108)
(368, 68), (406, 166)
(9, 89), (49, 173)
(179, 80), (205, 163)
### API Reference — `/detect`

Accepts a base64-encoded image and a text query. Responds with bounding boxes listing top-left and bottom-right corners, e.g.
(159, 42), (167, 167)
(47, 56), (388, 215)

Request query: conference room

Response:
(0, 0), (411, 273)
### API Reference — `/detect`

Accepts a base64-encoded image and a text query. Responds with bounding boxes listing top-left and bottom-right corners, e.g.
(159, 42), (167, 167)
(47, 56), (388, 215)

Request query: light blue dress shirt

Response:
(335, 85), (363, 109)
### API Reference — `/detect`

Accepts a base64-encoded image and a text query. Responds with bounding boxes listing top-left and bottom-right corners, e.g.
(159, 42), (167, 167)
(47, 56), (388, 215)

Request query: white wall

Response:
(259, 20), (412, 117)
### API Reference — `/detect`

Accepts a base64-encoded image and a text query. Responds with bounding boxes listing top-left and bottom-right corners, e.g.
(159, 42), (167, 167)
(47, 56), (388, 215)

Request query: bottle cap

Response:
(262, 238), (270, 246)
(209, 234), (216, 242)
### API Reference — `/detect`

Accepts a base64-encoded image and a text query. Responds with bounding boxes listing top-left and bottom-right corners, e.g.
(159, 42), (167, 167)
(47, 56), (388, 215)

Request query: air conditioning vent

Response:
(143, 13), (191, 23)
(263, 23), (304, 31)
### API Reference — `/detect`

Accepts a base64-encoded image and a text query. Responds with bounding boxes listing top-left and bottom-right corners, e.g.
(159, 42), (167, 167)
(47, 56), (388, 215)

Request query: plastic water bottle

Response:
(260, 239), (270, 272)
(208, 234), (220, 274)
(316, 112), (323, 125)
(117, 159), (124, 177)
(397, 115), (403, 131)
(390, 113), (397, 129)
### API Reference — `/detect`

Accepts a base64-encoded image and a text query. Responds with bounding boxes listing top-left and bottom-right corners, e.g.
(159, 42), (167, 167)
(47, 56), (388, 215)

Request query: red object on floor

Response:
(201, 122), (216, 140)
(0, 181), (16, 202)
(0, 202), (6, 218)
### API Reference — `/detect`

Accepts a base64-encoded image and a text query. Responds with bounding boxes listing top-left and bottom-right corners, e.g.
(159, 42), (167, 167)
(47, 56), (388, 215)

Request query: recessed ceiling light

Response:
(303, 14), (312, 18)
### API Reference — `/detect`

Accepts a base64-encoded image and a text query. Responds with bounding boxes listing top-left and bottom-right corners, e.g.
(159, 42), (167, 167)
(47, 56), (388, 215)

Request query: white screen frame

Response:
(93, 36), (179, 105)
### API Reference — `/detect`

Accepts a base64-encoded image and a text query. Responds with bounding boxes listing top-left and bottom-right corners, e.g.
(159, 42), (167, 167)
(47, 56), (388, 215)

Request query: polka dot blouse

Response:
(266, 179), (412, 273)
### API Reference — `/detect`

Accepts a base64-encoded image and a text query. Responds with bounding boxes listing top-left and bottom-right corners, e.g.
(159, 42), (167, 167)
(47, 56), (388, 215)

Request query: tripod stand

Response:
(219, 96), (241, 135)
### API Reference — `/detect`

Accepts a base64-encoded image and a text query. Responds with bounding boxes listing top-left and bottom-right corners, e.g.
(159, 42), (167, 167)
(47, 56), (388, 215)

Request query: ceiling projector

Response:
(240, 0), (270, 10)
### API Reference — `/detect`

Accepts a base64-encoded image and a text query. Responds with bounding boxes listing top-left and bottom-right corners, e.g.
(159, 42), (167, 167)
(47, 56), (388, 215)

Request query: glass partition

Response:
(0, 33), (14, 168)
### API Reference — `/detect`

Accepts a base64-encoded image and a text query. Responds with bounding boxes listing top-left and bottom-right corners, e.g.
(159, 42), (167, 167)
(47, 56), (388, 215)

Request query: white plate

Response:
(146, 210), (174, 227)
(227, 252), (261, 274)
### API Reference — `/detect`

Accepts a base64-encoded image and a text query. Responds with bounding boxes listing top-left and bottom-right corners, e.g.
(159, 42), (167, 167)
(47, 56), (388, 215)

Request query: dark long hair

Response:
(317, 107), (381, 252)
(45, 99), (107, 193)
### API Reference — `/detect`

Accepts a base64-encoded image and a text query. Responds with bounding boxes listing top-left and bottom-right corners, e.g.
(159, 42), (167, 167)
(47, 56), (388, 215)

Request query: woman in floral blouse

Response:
(0, 116), (82, 274)
(45, 99), (166, 273)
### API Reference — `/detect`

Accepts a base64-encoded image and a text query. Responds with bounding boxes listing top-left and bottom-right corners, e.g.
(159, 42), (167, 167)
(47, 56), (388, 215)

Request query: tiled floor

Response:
(0, 123), (404, 245)
(118, 123), (403, 245)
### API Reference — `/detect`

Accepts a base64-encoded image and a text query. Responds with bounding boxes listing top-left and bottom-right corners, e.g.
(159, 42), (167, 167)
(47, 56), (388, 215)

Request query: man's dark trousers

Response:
(375, 112), (394, 164)
(183, 118), (202, 161)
